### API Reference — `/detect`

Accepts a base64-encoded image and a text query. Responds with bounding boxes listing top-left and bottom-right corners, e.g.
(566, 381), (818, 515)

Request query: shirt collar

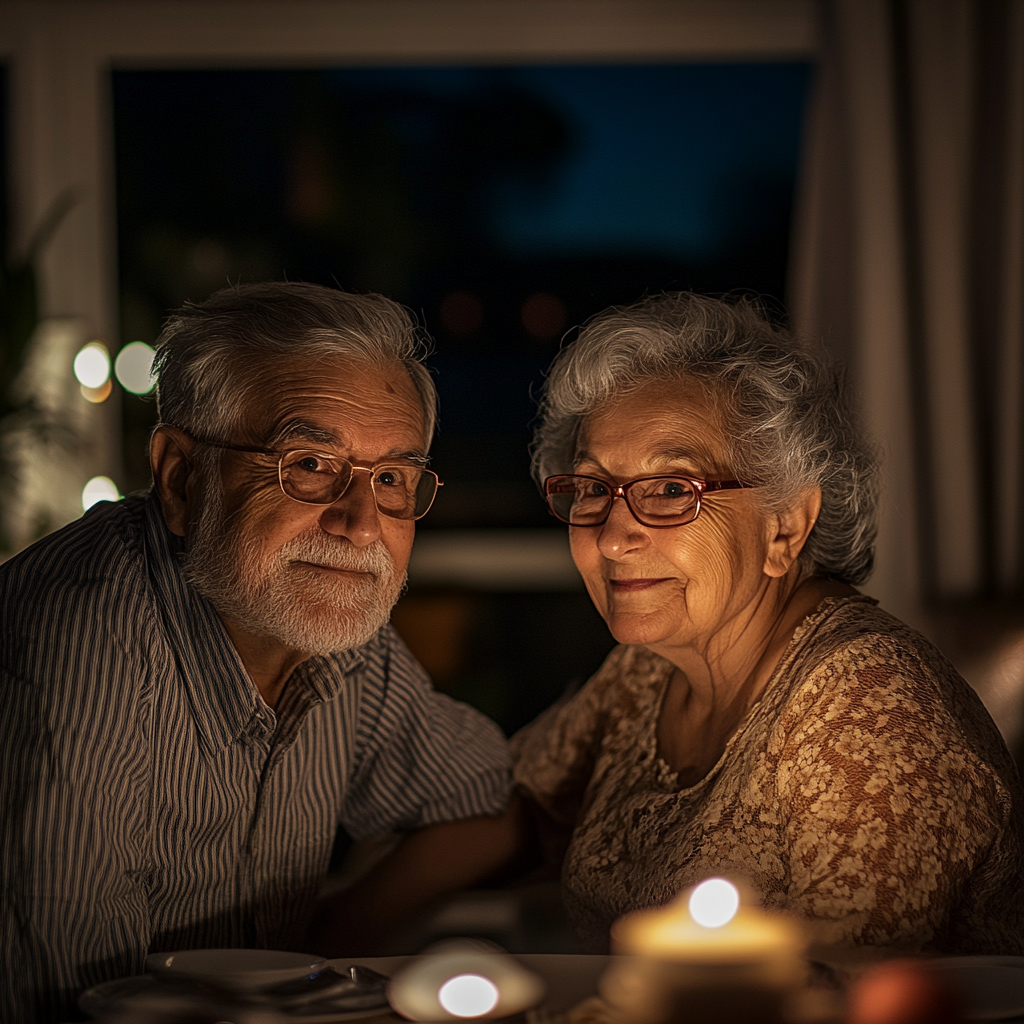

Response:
(142, 492), (366, 754)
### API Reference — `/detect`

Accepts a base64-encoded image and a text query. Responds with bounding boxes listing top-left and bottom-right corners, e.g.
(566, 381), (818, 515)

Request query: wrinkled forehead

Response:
(229, 350), (429, 450)
(576, 375), (736, 474)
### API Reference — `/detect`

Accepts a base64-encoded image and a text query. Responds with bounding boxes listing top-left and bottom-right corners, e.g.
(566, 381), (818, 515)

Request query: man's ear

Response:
(150, 426), (198, 537)
(763, 486), (822, 579)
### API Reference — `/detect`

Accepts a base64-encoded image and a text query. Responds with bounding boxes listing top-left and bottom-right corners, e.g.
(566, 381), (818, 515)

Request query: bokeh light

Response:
(114, 341), (157, 394)
(437, 974), (499, 1018)
(73, 342), (111, 389)
(520, 292), (567, 341)
(439, 292), (484, 335)
(81, 379), (113, 404)
(82, 476), (122, 511)
(688, 878), (740, 928)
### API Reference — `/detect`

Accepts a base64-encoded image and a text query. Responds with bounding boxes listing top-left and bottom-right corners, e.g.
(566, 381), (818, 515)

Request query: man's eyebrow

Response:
(388, 449), (431, 467)
(267, 422), (340, 447)
(267, 423), (430, 466)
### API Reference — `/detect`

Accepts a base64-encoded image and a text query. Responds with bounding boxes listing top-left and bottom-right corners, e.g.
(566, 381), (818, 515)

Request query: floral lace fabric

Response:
(512, 596), (1024, 955)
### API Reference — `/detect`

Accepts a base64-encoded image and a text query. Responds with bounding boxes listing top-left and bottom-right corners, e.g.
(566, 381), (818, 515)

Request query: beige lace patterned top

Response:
(512, 595), (1024, 956)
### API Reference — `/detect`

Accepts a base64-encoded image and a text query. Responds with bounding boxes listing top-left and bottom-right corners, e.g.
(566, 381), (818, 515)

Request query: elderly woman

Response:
(512, 293), (1024, 957)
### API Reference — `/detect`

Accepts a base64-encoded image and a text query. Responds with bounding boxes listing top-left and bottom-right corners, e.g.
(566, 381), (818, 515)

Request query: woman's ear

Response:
(763, 486), (822, 578)
(150, 426), (197, 537)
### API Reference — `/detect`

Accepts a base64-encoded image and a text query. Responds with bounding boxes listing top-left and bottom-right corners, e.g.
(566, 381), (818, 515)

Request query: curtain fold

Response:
(790, 0), (1024, 617)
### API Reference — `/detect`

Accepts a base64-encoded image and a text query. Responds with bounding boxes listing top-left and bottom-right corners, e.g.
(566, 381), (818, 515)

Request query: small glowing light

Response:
(114, 341), (156, 394)
(520, 292), (567, 342)
(689, 878), (740, 929)
(438, 974), (499, 1018)
(439, 291), (484, 335)
(82, 476), (121, 511)
(73, 342), (111, 388)
(81, 379), (113, 403)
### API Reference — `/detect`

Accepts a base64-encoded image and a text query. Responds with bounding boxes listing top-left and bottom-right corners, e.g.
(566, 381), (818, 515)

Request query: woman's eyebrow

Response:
(572, 448), (605, 470)
(574, 446), (716, 475)
(648, 444), (721, 471)
(575, 446), (718, 473)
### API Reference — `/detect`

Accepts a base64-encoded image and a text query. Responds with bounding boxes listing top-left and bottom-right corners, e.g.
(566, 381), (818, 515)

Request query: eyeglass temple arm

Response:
(174, 430), (278, 456)
(700, 479), (749, 493)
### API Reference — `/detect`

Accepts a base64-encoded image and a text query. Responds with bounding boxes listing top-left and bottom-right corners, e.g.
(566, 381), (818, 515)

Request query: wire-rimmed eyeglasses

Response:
(543, 473), (752, 529)
(189, 435), (442, 521)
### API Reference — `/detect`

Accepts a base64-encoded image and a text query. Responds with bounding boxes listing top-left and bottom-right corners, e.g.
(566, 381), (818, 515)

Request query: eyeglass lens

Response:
(546, 475), (700, 526)
(280, 451), (437, 519)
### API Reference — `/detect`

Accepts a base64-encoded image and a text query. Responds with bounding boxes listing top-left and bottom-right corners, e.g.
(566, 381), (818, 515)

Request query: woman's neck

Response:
(653, 574), (856, 786)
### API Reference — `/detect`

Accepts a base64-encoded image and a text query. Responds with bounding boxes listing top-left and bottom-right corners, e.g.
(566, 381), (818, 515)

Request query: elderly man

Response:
(0, 283), (517, 1023)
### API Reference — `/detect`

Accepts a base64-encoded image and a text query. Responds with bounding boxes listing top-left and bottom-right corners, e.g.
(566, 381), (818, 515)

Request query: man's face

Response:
(182, 353), (427, 656)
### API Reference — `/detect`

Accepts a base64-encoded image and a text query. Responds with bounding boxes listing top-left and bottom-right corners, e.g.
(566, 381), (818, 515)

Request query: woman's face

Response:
(569, 378), (777, 654)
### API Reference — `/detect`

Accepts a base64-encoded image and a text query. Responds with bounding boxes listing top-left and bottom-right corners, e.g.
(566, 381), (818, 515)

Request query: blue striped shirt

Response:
(0, 493), (511, 1023)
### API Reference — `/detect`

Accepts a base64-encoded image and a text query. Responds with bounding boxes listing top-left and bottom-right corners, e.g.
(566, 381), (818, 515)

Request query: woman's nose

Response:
(596, 495), (649, 558)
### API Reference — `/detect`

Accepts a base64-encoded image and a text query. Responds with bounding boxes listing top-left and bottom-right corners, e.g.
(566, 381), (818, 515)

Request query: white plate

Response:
(927, 957), (1024, 1021)
(80, 969), (391, 1023)
(146, 948), (327, 989)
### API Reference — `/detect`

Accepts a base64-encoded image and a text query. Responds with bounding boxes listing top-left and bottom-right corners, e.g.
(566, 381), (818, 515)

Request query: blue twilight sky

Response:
(327, 62), (812, 261)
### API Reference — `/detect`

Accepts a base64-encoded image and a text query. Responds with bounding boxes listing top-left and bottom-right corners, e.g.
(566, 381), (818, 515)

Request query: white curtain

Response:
(790, 0), (1024, 622)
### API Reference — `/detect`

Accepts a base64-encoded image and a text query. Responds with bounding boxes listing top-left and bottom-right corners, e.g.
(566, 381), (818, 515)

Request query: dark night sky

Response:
(318, 64), (810, 261)
(112, 63), (812, 519)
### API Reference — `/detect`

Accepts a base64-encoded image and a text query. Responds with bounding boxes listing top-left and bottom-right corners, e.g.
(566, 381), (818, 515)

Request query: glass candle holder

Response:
(600, 879), (806, 1024)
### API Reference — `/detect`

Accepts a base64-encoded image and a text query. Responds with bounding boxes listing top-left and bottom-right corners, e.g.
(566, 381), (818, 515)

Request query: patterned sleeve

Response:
(340, 625), (513, 840)
(773, 634), (1013, 952)
(511, 645), (633, 827)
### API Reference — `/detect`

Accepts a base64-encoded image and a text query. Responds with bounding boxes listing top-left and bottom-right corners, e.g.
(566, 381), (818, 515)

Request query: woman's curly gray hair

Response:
(531, 292), (880, 585)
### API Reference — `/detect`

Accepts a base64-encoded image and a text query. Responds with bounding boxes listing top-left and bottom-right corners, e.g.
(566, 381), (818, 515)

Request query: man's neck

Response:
(216, 613), (309, 708)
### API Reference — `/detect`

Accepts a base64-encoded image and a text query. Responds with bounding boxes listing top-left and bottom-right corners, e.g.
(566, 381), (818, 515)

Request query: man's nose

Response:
(318, 467), (381, 546)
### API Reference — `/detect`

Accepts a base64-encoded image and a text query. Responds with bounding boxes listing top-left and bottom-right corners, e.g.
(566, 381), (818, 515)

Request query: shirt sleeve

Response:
(511, 644), (632, 828)
(774, 634), (1015, 953)
(339, 625), (513, 840)
(0, 520), (153, 1024)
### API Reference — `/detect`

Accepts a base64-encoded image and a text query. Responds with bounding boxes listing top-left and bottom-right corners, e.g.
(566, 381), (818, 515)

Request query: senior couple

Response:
(2, 282), (1022, 1022)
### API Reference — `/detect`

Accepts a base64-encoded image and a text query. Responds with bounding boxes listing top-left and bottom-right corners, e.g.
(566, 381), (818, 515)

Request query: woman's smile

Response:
(608, 576), (674, 592)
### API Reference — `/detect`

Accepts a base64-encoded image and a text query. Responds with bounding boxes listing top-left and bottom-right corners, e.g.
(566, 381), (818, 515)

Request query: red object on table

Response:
(847, 961), (963, 1024)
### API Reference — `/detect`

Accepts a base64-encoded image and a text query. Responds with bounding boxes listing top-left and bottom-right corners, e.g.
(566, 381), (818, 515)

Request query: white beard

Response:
(182, 484), (407, 656)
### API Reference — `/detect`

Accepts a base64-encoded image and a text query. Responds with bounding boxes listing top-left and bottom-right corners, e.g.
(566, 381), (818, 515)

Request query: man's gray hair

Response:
(532, 292), (880, 585)
(153, 281), (438, 441)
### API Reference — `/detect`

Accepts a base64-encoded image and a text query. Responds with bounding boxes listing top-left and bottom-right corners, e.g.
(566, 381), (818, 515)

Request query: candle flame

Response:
(438, 973), (500, 1018)
(688, 877), (740, 928)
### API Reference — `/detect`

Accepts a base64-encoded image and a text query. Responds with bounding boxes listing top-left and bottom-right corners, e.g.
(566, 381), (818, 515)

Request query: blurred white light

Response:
(114, 341), (156, 394)
(82, 476), (121, 511)
(438, 975), (499, 1018)
(689, 878), (740, 929)
(73, 342), (111, 388)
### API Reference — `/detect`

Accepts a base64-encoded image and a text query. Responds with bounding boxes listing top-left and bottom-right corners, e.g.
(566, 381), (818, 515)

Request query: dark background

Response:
(0, 68), (7, 265)
(111, 63), (811, 735)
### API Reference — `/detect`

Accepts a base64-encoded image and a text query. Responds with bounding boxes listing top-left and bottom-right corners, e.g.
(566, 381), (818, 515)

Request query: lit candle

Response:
(600, 878), (806, 1024)
(388, 941), (546, 1021)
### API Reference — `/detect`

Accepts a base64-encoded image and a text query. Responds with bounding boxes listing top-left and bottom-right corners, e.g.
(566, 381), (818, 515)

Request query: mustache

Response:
(277, 533), (397, 576)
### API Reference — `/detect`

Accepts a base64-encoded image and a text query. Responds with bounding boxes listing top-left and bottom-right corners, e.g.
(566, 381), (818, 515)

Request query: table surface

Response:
(69, 953), (613, 1024)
